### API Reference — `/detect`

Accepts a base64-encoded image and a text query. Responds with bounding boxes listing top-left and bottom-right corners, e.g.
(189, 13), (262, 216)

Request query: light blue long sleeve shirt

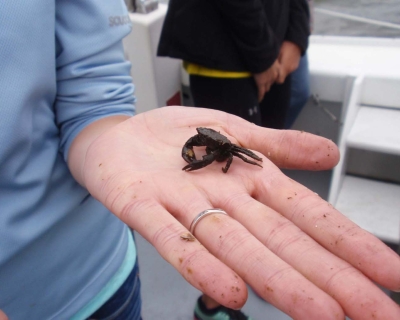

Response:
(0, 1), (136, 318)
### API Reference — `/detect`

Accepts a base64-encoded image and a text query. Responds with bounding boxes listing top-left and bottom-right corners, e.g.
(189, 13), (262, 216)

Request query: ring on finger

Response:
(189, 208), (227, 236)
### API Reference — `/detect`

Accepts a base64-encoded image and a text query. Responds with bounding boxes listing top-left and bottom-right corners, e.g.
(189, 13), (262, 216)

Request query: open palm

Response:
(81, 106), (400, 320)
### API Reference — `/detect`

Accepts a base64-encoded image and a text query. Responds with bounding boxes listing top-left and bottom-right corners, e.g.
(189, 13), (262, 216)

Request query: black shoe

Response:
(193, 296), (253, 320)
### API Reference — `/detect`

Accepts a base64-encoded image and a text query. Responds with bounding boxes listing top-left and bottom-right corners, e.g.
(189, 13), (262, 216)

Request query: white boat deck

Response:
(308, 36), (400, 245)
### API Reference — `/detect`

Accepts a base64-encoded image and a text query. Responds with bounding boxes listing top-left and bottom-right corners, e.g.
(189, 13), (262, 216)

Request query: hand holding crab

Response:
(182, 127), (262, 173)
(75, 107), (400, 320)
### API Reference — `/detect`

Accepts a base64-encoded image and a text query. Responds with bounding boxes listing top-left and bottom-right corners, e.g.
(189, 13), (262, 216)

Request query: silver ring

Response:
(189, 208), (227, 236)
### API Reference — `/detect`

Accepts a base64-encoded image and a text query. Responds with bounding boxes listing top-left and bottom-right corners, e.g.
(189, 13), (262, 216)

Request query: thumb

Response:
(276, 65), (286, 84)
(258, 86), (266, 102)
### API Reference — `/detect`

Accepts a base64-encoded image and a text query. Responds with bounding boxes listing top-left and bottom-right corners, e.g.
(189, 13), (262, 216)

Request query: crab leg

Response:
(231, 151), (263, 168)
(222, 153), (233, 173)
(232, 145), (263, 162)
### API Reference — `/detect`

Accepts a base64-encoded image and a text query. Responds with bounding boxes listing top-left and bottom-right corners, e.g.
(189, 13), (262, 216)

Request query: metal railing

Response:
(315, 8), (400, 30)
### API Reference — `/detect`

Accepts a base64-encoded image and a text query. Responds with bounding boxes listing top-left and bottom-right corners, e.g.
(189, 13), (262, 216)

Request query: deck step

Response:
(335, 175), (400, 244)
(346, 106), (400, 155)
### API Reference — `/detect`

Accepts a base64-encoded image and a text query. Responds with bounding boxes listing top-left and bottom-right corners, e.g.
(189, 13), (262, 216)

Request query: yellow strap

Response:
(183, 61), (251, 79)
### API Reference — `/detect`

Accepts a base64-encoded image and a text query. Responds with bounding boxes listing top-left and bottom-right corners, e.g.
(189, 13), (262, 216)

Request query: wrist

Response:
(68, 115), (131, 187)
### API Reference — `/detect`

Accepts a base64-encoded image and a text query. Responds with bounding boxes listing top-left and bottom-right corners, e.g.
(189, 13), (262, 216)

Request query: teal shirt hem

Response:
(71, 230), (137, 320)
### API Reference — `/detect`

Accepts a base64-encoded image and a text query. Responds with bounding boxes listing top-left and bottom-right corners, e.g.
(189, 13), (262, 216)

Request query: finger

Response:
(276, 71), (286, 84)
(220, 119), (340, 170)
(273, 63), (283, 83)
(187, 203), (344, 319)
(151, 106), (340, 171)
(135, 208), (247, 309)
(216, 190), (400, 319)
(255, 169), (400, 292)
(275, 64), (285, 84)
(258, 86), (265, 103)
(265, 81), (273, 92)
(89, 170), (248, 309)
(117, 200), (248, 309)
(161, 177), (343, 318)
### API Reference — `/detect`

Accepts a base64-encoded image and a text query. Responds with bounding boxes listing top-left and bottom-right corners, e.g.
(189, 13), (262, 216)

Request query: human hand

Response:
(253, 60), (280, 102)
(0, 310), (8, 320)
(276, 41), (302, 84)
(75, 107), (400, 319)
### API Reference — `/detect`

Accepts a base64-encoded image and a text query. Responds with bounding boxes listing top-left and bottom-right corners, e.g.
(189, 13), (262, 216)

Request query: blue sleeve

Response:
(55, 0), (136, 161)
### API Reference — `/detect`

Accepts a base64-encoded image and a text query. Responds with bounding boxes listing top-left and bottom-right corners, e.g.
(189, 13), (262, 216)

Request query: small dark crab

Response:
(182, 127), (263, 173)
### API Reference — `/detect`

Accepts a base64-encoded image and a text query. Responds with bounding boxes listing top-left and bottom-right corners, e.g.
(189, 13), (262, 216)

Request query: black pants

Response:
(189, 75), (291, 129)
(260, 75), (292, 129)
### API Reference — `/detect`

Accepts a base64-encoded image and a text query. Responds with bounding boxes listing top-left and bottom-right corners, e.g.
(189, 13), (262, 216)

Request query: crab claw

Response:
(182, 134), (203, 163)
(182, 154), (216, 171)
(182, 146), (196, 163)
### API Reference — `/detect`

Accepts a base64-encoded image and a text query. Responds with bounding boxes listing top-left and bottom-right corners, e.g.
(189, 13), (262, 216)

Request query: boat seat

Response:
(307, 36), (400, 245)
(346, 105), (400, 156)
(332, 85), (400, 244)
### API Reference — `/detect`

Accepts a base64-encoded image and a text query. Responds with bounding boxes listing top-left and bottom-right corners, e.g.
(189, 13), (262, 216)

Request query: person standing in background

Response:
(285, 0), (314, 129)
(158, 0), (310, 130)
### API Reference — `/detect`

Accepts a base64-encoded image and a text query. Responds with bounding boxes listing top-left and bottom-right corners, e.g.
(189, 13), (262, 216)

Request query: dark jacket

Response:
(157, 0), (310, 74)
